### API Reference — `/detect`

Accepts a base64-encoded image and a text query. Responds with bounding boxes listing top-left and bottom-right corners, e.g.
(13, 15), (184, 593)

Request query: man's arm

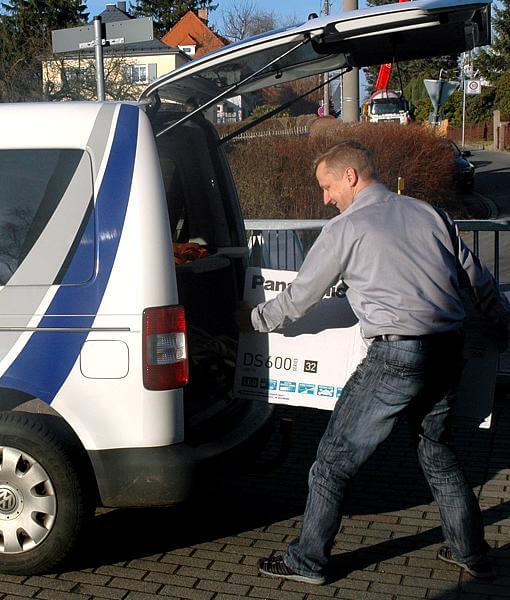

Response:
(251, 218), (352, 333)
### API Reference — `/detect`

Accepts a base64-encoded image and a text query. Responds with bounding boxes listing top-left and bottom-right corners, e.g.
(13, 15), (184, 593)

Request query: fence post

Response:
(494, 110), (501, 151)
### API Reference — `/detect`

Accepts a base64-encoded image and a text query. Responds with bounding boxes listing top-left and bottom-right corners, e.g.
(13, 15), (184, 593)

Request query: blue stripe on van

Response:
(0, 104), (139, 403)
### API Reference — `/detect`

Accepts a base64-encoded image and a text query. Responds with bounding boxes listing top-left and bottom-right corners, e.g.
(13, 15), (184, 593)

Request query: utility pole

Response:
(342, 0), (359, 122)
(323, 0), (330, 116)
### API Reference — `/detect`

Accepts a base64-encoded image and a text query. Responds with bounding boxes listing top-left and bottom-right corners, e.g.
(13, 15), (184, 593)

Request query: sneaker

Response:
(257, 555), (326, 585)
(437, 546), (495, 579)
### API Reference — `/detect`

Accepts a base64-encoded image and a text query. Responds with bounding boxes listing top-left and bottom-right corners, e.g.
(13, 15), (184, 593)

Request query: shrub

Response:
(224, 120), (458, 219)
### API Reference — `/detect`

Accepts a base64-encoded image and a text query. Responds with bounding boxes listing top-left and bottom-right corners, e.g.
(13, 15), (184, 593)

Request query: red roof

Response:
(179, 33), (199, 46)
(161, 11), (229, 58)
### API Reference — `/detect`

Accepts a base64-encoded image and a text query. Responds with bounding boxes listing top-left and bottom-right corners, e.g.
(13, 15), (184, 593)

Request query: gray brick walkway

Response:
(1, 392), (509, 599)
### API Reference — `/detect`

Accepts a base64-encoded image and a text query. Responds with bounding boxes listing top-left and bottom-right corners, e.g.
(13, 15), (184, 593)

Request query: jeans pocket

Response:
(384, 359), (419, 378)
(376, 359), (424, 404)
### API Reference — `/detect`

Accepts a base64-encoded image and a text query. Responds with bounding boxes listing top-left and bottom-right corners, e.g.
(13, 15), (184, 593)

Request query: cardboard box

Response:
(234, 268), (497, 427)
(234, 268), (367, 410)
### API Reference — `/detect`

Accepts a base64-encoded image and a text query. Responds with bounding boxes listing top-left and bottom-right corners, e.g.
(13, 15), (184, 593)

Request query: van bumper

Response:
(88, 400), (274, 508)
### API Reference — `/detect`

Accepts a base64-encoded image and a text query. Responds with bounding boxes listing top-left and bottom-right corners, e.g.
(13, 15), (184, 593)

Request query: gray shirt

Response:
(251, 183), (510, 338)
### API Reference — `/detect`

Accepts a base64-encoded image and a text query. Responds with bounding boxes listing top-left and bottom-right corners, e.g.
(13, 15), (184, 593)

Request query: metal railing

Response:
(455, 219), (510, 291)
(245, 218), (510, 286)
(245, 218), (510, 373)
(230, 126), (310, 141)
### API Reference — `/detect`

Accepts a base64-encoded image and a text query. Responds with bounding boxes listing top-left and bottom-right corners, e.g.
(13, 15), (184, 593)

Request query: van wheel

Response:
(0, 412), (93, 574)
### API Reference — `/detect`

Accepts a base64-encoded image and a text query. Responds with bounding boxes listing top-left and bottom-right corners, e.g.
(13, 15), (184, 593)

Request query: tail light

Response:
(143, 305), (188, 390)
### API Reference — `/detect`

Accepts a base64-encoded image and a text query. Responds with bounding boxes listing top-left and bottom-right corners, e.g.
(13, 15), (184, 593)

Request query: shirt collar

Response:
(341, 182), (390, 217)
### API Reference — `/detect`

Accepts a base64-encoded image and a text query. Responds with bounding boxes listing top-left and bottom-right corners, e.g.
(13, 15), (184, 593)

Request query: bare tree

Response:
(43, 54), (140, 101)
(220, 2), (315, 118)
(220, 0), (280, 41)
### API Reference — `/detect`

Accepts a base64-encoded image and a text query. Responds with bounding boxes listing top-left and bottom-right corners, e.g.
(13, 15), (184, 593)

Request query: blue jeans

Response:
(285, 334), (487, 577)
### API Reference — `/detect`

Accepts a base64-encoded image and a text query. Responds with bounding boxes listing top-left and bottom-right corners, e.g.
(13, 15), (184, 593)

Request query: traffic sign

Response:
(52, 16), (153, 54)
(466, 79), (481, 95)
(424, 79), (459, 111)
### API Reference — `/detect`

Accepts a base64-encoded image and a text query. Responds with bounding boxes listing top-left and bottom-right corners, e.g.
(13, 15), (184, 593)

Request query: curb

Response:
(463, 190), (498, 219)
(473, 191), (499, 219)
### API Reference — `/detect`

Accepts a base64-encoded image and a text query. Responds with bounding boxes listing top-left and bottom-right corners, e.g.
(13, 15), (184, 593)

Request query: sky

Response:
(85, 1), (368, 32)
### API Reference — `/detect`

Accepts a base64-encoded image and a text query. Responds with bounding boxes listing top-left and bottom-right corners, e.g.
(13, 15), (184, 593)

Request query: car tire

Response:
(0, 411), (94, 574)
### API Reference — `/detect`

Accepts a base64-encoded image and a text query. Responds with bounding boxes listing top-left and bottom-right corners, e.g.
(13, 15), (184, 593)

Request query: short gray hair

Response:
(314, 140), (378, 181)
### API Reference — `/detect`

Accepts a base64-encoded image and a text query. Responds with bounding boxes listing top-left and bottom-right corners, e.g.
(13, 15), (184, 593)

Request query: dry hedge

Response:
(223, 120), (458, 220)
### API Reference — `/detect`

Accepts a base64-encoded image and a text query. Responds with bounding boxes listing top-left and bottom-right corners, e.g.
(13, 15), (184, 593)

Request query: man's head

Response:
(314, 140), (378, 212)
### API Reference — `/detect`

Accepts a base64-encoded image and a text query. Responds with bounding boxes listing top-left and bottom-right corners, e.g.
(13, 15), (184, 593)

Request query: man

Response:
(242, 140), (510, 585)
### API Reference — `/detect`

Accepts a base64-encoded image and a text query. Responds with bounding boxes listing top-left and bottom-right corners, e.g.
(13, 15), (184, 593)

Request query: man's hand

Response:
(235, 301), (255, 332)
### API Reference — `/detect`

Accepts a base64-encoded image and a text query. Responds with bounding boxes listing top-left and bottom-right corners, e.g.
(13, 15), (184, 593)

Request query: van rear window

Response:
(0, 149), (94, 286)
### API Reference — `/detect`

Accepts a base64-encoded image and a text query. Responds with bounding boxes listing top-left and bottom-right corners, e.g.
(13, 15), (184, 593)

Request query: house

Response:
(43, 2), (190, 101)
(161, 9), (230, 59)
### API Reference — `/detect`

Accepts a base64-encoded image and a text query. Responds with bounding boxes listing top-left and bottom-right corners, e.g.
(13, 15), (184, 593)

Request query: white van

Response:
(0, 0), (490, 574)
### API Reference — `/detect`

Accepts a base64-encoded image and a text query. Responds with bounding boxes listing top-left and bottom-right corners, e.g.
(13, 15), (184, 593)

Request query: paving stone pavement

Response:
(0, 390), (509, 600)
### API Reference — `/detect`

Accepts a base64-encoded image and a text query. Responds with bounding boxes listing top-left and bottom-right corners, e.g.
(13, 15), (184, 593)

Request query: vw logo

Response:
(0, 486), (19, 514)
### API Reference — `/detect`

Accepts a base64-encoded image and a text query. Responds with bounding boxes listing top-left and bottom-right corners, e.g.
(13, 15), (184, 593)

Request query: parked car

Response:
(450, 140), (475, 191)
(0, 0), (491, 575)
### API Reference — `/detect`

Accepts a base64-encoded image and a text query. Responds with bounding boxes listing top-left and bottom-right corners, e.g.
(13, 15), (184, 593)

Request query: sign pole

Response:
(93, 16), (106, 101)
(436, 79), (444, 125)
(52, 15), (153, 101)
(462, 77), (466, 147)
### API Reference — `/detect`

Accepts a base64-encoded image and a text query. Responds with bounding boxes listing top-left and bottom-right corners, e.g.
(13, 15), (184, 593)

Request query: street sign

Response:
(424, 79), (459, 111)
(466, 79), (482, 95)
(52, 16), (153, 54)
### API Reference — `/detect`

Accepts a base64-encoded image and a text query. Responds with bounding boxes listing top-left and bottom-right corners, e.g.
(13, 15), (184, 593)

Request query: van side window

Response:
(0, 149), (94, 286)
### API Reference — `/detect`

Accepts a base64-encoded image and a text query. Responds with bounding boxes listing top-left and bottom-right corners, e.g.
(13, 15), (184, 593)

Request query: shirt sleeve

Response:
(251, 218), (353, 333)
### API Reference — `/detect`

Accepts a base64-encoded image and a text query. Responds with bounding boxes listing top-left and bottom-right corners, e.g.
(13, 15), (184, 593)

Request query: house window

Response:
(179, 45), (196, 56)
(63, 66), (94, 85)
(132, 64), (148, 84)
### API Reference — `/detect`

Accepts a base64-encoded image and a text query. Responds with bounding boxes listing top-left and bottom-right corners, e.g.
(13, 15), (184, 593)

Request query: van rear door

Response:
(140, 0), (490, 113)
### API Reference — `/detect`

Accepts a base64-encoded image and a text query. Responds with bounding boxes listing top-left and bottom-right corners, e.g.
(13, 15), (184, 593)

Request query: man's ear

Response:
(346, 167), (359, 187)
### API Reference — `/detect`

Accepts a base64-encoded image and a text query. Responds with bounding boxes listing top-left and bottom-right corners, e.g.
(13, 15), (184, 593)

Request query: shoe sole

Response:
(258, 568), (326, 585)
(437, 553), (495, 579)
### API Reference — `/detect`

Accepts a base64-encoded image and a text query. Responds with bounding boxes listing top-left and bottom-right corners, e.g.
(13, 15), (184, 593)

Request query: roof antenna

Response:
(308, 13), (319, 20)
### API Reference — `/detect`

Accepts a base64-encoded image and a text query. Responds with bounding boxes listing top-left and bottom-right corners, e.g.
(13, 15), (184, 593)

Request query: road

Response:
(470, 149), (510, 218)
(0, 401), (509, 599)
